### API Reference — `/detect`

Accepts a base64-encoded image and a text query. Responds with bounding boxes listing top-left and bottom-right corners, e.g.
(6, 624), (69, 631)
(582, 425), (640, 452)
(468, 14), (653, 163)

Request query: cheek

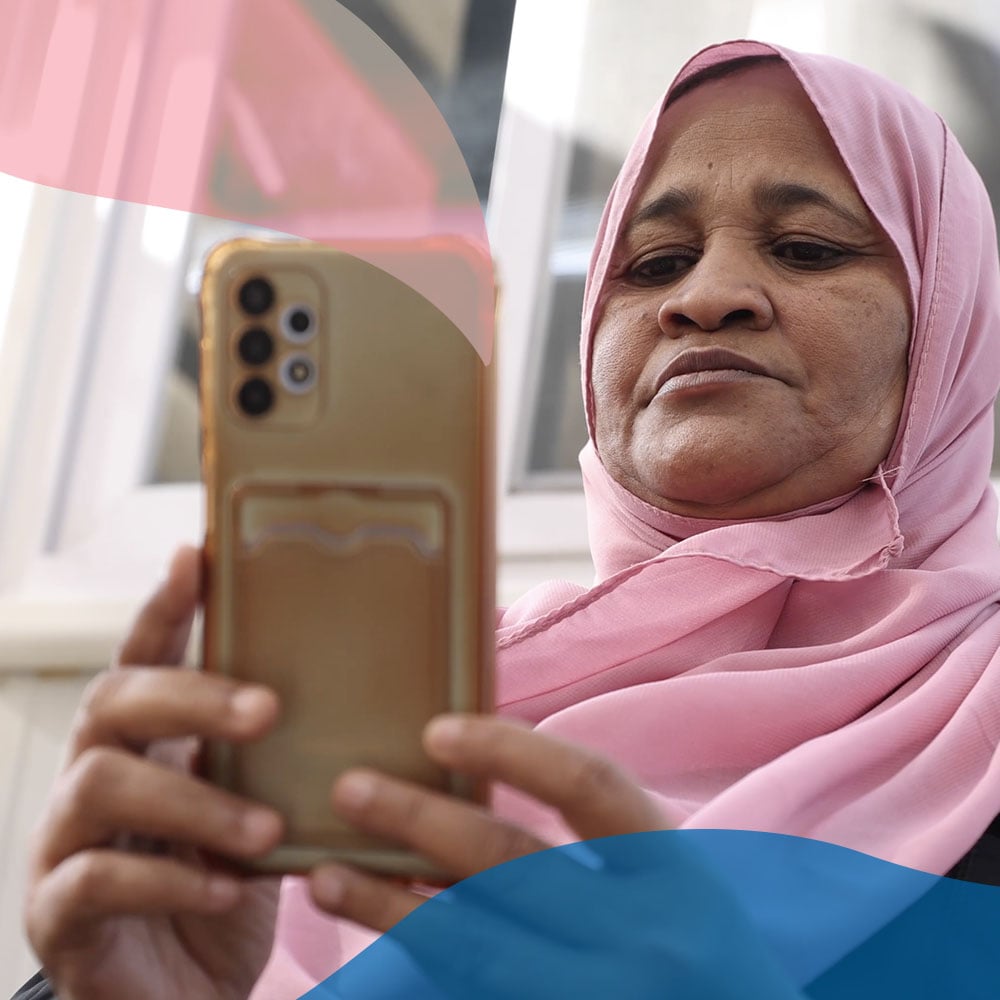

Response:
(591, 308), (652, 421)
(854, 296), (910, 407)
(591, 347), (629, 419)
(796, 289), (910, 423)
(590, 348), (629, 458)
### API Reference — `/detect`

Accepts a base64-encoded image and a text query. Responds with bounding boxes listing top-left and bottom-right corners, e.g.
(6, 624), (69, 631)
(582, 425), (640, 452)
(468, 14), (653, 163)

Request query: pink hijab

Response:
(253, 39), (1000, 996)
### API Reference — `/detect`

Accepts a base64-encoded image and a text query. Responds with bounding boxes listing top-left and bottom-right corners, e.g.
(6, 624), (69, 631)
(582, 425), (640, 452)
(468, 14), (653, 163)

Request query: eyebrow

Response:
(754, 181), (871, 232)
(626, 180), (872, 235)
(626, 187), (698, 232)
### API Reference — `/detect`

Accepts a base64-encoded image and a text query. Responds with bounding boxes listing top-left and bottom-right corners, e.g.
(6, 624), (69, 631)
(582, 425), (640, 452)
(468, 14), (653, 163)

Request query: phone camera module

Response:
(237, 327), (274, 366)
(238, 277), (275, 316)
(237, 376), (275, 417)
(280, 303), (316, 342)
(280, 354), (317, 394)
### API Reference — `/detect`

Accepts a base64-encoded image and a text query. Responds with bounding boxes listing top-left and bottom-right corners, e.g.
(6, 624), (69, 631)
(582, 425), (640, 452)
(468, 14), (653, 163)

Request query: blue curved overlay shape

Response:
(299, 830), (1000, 999)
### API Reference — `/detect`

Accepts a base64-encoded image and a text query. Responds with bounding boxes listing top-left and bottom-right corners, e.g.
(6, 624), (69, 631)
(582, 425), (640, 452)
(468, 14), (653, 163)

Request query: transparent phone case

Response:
(199, 238), (495, 874)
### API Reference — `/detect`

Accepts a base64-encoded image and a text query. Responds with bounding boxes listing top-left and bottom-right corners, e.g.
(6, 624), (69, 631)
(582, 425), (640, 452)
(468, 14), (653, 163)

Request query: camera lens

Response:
(237, 327), (274, 366)
(280, 354), (317, 394)
(238, 277), (275, 316)
(237, 377), (274, 417)
(289, 309), (310, 334)
(280, 303), (315, 342)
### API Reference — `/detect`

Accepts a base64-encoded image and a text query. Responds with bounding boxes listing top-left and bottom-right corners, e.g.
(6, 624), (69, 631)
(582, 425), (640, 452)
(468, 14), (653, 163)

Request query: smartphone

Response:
(198, 236), (495, 876)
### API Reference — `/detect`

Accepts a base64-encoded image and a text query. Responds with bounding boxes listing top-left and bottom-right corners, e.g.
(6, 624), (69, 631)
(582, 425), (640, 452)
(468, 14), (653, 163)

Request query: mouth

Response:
(652, 348), (777, 399)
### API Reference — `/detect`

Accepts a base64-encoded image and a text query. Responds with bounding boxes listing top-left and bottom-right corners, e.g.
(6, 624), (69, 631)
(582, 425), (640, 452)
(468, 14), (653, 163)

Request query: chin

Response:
(633, 450), (792, 518)
(645, 479), (772, 517)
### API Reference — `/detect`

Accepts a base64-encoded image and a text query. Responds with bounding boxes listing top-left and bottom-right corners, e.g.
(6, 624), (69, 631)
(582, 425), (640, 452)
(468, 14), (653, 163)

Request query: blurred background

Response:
(1, 0), (998, 989)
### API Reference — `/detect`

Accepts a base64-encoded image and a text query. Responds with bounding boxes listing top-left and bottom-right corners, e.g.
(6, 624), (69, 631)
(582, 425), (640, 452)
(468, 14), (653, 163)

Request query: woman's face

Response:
(591, 62), (911, 519)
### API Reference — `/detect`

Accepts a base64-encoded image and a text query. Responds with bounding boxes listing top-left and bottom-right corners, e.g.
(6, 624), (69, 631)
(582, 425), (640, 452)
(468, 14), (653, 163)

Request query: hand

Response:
(308, 717), (802, 998)
(23, 547), (286, 1000)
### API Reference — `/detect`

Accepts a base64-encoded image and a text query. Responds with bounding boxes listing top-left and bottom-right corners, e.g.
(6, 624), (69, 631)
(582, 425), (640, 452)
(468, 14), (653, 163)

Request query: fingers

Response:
(26, 850), (242, 957)
(116, 545), (201, 668)
(310, 863), (425, 933)
(320, 715), (665, 913)
(46, 668), (282, 886)
(330, 769), (548, 882)
(423, 716), (666, 840)
(37, 747), (283, 874)
(68, 667), (278, 759)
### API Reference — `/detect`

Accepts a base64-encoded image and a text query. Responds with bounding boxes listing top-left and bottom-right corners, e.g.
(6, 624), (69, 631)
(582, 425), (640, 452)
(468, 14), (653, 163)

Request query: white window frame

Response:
(0, 0), (234, 598)
(486, 0), (595, 564)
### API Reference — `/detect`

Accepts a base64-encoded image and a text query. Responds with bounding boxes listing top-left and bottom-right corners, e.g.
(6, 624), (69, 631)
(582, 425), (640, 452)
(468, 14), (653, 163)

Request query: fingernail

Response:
(206, 875), (241, 909)
(231, 686), (273, 719)
(242, 809), (281, 847)
(335, 772), (375, 811)
(425, 715), (465, 751)
(313, 868), (345, 908)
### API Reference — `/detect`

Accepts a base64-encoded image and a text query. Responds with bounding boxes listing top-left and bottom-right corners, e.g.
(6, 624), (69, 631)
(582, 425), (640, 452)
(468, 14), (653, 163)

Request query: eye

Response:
(773, 240), (853, 269)
(628, 251), (699, 285)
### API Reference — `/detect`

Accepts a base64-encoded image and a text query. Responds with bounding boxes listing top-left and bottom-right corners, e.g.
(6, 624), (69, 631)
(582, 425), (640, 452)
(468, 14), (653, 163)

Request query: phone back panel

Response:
(199, 238), (494, 873)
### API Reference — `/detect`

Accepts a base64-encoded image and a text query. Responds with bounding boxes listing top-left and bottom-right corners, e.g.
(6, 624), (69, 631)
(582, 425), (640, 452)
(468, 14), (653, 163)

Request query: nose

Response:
(657, 244), (774, 335)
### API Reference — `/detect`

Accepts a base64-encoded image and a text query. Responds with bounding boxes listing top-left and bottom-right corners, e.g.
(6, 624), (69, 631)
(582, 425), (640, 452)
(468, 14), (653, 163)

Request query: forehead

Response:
(636, 62), (862, 210)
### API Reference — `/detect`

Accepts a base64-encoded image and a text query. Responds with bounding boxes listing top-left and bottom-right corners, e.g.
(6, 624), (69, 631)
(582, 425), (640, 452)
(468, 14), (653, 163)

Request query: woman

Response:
(18, 38), (1000, 999)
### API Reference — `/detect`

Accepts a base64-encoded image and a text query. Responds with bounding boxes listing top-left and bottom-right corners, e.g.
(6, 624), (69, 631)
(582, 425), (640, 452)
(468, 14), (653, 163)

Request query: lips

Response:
(652, 348), (776, 398)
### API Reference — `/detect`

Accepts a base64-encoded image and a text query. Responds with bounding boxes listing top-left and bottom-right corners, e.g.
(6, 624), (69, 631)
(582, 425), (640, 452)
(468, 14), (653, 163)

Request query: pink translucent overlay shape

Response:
(0, 0), (494, 362)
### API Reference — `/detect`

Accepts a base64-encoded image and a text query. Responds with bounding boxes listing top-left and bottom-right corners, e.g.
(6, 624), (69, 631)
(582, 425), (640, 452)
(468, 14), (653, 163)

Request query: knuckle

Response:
(565, 751), (624, 804)
(66, 747), (122, 811)
(60, 851), (112, 907)
(78, 669), (125, 711)
(22, 887), (54, 960)
(371, 886), (410, 931)
(348, 871), (419, 931)
(478, 820), (541, 869)
(28, 852), (111, 956)
(476, 722), (513, 766)
(72, 670), (124, 742)
(394, 785), (432, 833)
(25, 800), (63, 875)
